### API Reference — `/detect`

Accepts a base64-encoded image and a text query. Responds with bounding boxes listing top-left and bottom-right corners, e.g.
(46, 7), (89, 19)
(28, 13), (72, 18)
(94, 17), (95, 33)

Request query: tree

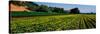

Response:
(70, 8), (80, 14)
(50, 7), (64, 13)
(35, 5), (49, 12)
(10, 1), (38, 6)
(25, 2), (39, 11)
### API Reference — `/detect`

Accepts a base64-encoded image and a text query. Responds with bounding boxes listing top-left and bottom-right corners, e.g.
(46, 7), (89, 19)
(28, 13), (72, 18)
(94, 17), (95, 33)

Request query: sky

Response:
(35, 2), (96, 13)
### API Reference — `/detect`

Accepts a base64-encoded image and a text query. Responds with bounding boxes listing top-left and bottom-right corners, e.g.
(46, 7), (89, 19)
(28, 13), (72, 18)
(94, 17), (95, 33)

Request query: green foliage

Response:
(10, 1), (65, 13)
(70, 8), (80, 14)
(52, 7), (64, 13)
(10, 14), (96, 33)
(10, 1), (38, 6)
(35, 5), (49, 12)
(10, 11), (62, 17)
(10, 1), (83, 14)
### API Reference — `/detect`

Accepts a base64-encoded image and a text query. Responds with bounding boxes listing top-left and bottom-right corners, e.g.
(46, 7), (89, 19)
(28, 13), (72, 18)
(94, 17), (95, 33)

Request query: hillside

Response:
(9, 3), (28, 11)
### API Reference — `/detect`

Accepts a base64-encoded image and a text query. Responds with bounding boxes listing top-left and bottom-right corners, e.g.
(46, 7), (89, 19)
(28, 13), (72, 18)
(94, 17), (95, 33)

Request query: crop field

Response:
(10, 14), (96, 33)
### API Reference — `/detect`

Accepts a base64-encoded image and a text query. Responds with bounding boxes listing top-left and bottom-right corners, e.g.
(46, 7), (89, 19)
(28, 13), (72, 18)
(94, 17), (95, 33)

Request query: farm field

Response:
(10, 14), (96, 33)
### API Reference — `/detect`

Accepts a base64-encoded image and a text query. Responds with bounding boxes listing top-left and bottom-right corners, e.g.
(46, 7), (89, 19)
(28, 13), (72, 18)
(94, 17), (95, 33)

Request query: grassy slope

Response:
(10, 14), (96, 33)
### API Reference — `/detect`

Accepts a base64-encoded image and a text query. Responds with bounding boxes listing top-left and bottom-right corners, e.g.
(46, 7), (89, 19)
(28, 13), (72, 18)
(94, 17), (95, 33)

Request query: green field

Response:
(10, 14), (96, 33)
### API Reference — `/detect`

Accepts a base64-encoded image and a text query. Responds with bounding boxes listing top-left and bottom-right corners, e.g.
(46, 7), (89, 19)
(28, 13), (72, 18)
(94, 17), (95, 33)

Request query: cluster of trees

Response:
(70, 8), (80, 14)
(10, 1), (80, 14)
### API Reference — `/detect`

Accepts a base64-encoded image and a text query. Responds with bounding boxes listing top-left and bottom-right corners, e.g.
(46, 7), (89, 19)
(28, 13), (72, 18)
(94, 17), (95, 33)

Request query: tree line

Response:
(10, 1), (80, 14)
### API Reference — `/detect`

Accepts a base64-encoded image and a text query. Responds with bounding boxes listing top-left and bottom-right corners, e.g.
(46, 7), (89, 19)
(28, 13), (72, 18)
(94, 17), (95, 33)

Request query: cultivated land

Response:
(10, 14), (96, 33)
